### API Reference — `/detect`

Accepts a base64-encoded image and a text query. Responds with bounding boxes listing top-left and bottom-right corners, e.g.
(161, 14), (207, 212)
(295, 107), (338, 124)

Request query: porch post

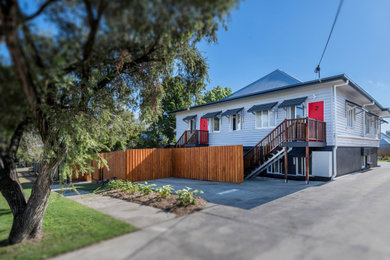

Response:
(284, 146), (288, 183)
(305, 146), (309, 184)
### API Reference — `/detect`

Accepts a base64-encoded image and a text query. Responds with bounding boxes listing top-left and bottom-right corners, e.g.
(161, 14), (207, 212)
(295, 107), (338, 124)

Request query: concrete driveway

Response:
(54, 162), (390, 260)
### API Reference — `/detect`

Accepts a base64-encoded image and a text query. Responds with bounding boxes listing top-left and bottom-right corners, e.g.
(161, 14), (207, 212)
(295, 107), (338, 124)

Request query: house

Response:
(172, 70), (390, 181)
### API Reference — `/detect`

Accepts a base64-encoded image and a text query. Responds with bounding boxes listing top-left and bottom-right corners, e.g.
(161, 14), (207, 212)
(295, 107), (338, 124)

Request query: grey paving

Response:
(53, 162), (390, 260)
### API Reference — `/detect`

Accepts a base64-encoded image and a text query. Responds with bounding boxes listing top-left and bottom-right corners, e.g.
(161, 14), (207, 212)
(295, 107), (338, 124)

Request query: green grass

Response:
(72, 183), (107, 192)
(0, 187), (136, 260)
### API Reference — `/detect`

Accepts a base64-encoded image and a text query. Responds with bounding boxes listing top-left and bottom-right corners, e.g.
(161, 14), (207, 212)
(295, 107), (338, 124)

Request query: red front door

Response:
(200, 118), (208, 131)
(308, 101), (324, 121)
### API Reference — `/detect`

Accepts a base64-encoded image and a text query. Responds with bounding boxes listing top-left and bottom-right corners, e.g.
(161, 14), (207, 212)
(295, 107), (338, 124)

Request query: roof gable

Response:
(223, 69), (301, 101)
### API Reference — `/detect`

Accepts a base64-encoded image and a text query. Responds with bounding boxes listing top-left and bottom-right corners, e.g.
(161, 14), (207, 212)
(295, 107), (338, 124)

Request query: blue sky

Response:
(3, 1), (390, 129)
(197, 0), (390, 131)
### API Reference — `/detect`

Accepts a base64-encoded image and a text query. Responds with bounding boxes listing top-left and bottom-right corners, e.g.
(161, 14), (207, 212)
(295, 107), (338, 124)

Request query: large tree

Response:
(0, 0), (238, 244)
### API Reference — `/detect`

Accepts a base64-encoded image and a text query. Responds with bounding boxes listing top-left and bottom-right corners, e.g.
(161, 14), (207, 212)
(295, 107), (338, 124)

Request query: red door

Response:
(308, 101), (324, 121)
(200, 118), (208, 131)
(199, 118), (208, 145)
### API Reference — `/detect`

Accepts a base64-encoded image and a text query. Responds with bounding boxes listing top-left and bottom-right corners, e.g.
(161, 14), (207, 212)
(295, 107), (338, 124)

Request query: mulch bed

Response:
(97, 189), (207, 216)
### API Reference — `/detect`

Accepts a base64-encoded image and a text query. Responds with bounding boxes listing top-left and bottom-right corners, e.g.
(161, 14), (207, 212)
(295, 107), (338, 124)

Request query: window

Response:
(287, 105), (304, 119)
(188, 119), (196, 130)
(365, 113), (371, 134)
(346, 103), (355, 128)
(231, 113), (241, 131)
(213, 117), (221, 132)
(255, 110), (276, 128)
(208, 117), (221, 132)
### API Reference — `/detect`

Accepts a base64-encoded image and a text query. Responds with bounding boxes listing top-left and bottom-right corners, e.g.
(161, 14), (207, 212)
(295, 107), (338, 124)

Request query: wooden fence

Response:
(92, 145), (244, 183)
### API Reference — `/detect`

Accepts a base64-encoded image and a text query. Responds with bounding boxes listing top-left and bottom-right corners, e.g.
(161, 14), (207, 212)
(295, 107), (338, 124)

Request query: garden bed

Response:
(98, 189), (207, 216)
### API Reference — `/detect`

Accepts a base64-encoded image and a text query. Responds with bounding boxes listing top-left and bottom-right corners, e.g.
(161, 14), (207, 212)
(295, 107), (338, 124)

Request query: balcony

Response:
(175, 130), (209, 148)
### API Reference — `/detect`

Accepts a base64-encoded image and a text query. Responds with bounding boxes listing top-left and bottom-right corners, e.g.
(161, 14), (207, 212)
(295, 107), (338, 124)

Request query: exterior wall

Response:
(176, 83), (334, 147)
(334, 89), (380, 147)
(336, 147), (378, 176)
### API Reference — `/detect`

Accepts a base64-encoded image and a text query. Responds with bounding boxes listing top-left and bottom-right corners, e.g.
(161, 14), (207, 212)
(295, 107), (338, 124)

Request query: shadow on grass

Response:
(0, 239), (9, 247)
(0, 209), (11, 217)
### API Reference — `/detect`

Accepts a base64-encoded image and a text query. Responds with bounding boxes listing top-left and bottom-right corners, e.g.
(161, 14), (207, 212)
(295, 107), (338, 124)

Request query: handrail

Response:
(175, 130), (209, 148)
(244, 117), (326, 174)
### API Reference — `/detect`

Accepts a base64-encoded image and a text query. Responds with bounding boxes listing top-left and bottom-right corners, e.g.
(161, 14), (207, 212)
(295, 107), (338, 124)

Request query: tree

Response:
(138, 76), (203, 147)
(196, 85), (232, 105)
(0, 0), (238, 244)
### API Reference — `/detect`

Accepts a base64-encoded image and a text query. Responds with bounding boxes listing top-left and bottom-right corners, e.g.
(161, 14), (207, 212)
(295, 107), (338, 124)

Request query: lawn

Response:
(0, 186), (136, 260)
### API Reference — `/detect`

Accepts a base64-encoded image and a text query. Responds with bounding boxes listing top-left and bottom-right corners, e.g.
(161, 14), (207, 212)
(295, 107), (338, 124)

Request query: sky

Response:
(2, 0), (390, 130)
(196, 0), (390, 131)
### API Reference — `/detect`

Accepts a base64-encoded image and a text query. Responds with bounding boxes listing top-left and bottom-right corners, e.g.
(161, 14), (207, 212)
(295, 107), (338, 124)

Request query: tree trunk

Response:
(7, 158), (61, 244)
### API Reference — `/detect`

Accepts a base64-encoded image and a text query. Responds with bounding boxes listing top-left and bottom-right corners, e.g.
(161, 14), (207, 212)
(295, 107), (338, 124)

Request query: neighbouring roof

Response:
(278, 97), (308, 108)
(223, 69), (301, 100)
(380, 132), (390, 145)
(170, 71), (390, 117)
(247, 102), (278, 113)
(221, 108), (244, 117)
(182, 115), (196, 121)
(201, 111), (222, 119)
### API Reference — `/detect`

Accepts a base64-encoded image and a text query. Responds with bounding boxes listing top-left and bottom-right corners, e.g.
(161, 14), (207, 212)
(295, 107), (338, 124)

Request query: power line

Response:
(315, 0), (345, 80)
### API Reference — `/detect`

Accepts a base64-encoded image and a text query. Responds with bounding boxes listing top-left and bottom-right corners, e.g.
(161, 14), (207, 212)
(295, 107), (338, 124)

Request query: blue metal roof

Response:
(170, 72), (390, 117)
(223, 69), (301, 101)
(201, 111), (222, 119)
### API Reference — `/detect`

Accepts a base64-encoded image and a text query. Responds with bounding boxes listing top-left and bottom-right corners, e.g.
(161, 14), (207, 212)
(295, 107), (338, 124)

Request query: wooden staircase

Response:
(244, 117), (326, 179)
(175, 130), (209, 148)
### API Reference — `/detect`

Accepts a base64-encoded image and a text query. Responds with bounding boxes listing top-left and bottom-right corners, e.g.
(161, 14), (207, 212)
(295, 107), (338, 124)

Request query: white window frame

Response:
(230, 113), (241, 132)
(208, 117), (221, 133)
(188, 118), (196, 131)
(255, 110), (276, 129)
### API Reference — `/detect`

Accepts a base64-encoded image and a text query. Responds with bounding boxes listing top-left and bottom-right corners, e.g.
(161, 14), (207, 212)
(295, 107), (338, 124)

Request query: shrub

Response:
(106, 180), (125, 190)
(121, 182), (138, 194)
(137, 182), (156, 195)
(155, 185), (174, 198)
(176, 187), (204, 206)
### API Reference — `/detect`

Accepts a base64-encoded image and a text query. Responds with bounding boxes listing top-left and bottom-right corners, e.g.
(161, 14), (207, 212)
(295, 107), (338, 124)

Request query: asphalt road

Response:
(54, 162), (390, 260)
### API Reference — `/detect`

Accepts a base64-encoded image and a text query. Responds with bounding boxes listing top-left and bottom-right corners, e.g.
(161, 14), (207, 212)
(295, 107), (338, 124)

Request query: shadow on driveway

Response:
(148, 177), (326, 210)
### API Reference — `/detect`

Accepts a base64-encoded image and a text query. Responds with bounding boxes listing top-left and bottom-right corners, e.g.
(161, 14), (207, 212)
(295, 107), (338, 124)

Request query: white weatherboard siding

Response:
(176, 83), (334, 147)
(335, 89), (380, 147)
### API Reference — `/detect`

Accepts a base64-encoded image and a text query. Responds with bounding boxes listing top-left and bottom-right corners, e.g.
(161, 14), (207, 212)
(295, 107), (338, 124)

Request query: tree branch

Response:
(23, 0), (57, 22)
(8, 118), (29, 159)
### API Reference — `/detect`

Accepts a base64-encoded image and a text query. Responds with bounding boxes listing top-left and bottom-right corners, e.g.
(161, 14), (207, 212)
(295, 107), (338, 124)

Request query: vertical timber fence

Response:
(91, 145), (244, 183)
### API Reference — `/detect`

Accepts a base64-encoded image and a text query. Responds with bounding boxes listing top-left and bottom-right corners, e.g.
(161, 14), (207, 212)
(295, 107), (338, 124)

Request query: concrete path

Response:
(68, 194), (177, 228)
(54, 163), (390, 260)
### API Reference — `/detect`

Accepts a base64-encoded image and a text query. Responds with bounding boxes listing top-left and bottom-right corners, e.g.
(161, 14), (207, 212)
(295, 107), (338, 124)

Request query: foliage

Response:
(106, 180), (125, 190)
(196, 86), (232, 105)
(0, 188), (135, 260)
(176, 187), (204, 206)
(16, 129), (43, 165)
(121, 182), (138, 194)
(0, 0), (238, 242)
(155, 185), (174, 198)
(137, 182), (156, 195)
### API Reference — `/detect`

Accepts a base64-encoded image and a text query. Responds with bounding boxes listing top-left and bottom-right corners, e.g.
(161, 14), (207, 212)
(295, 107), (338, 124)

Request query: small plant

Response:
(137, 182), (156, 195)
(155, 185), (174, 198)
(176, 187), (204, 206)
(121, 182), (138, 194)
(106, 179), (125, 190)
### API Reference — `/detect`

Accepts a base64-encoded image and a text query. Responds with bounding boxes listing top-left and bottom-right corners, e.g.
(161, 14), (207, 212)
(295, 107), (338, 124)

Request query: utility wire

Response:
(315, 0), (344, 80)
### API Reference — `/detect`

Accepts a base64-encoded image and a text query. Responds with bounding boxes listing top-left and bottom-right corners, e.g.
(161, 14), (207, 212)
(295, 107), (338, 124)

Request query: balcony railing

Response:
(175, 130), (209, 148)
